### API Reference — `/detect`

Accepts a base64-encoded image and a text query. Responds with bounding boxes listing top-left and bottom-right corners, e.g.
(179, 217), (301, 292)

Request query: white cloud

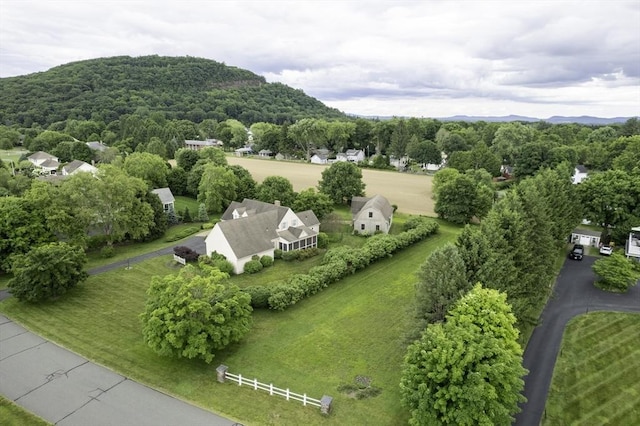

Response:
(1, 0), (639, 118)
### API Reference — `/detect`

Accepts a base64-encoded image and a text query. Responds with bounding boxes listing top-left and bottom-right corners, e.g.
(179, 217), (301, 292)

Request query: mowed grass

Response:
(0, 148), (28, 165)
(543, 312), (640, 425)
(0, 395), (50, 426)
(0, 222), (461, 425)
(174, 195), (201, 216)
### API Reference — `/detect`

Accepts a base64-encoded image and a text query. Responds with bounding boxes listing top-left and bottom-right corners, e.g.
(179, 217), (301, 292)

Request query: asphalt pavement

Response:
(514, 255), (640, 426)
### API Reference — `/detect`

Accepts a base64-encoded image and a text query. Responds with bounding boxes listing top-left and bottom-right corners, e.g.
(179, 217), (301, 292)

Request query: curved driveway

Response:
(514, 256), (640, 426)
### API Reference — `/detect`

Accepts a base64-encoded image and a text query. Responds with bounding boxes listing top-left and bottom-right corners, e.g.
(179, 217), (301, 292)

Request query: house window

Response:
(292, 219), (298, 226)
(376, 225), (380, 231)
(368, 212), (373, 218)
(361, 224), (365, 230)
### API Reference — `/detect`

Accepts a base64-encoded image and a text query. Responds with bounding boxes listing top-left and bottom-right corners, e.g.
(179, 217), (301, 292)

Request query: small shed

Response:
(151, 187), (175, 212)
(570, 228), (601, 247)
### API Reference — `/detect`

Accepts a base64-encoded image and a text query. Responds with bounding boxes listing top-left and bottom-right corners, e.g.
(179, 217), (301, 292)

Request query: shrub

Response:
(164, 226), (200, 242)
(297, 247), (321, 260)
(173, 246), (199, 262)
(274, 249), (283, 259)
(243, 286), (272, 308)
(244, 259), (263, 274)
(260, 255), (274, 267)
(87, 235), (109, 251)
(100, 245), (115, 258)
(281, 250), (300, 261)
(198, 254), (234, 274)
(317, 232), (329, 249)
(268, 283), (305, 310)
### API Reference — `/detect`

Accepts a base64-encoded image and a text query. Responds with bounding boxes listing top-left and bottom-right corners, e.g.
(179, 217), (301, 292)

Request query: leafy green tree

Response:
(140, 264), (252, 363)
(123, 152), (169, 188)
(175, 148), (201, 172)
(612, 136), (640, 173)
(287, 118), (328, 160)
(439, 132), (468, 156)
(255, 175), (296, 207)
(414, 244), (470, 327)
(434, 173), (493, 224)
(400, 285), (527, 426)
(318, 161), (365, 204)
(146, 137), (168, 159)
(52, 140), (94, 163)
(292, 188), (333, 219)
(0, 126), (22, 149)
(455, 225), (491, 284)
(513, 140), (557, 178)
(491, 122), (537, 165)
(577, 169), (640, 241)
(166, 166), (188, 196)
(26, 130), (73, 152)
(198, 164), (238, 213)
(61, 165), (154, 246)
(326, 121), (356, 153)
(407, 139), (441, 166)
(9, 242), (88, 302)
(593, 253), (640, 292)
(390, 119), (410, 159)
(198, 147), (228, 166)
(0, 197), (56, 272)
(197, 203), (209, 222)
(141, 190), (168, 241)
(227, 164), (257, 201)
(431, 168), (460, 201)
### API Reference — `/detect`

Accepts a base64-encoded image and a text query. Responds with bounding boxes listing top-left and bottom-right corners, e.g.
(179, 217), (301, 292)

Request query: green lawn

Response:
(543, 312), (640, 425)
(0, 222), (461, 425)
(0, 148), (28, 165)
(174, 196), (202, 217)
(0, 395), (50, 426)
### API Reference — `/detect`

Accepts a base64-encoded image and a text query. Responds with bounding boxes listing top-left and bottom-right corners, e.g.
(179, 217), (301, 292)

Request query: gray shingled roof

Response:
(28, 151), (56, 161)
(575, 164), (588, 173)
(40, 159), (60, 168)
(218, 210), (280, 258)
(151, 187), (175, 205)
(63, 159), (89, 174)
(221, 199), (288, 222)
(297, 210), (320, 227)
(351, 195), (393, 220)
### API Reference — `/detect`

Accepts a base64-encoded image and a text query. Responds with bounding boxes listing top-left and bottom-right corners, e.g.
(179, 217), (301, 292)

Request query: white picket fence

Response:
(216, 365), (332, 413)
(173, 254), (186, 265)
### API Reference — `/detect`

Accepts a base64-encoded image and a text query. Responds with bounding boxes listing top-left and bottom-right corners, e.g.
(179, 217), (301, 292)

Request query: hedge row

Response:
(242, 218), (439, 311)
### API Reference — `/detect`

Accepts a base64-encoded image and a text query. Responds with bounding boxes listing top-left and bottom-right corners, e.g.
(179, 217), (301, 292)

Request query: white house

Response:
(234, 147), (253, 157)
(310, 153), (329, 164)
(184, 139), (223, 151)
(570, 228), (601, 247)
(151, 187), (175, 212)
(28, 151), (60, 175)
(626, 226), (640, 261)
(86, 141), (109, 152)
(351, 195), (394, 234)
(62, 160), (98, 176)
(258, 149), (274, 158)
(205, 199), (320, 274)
(572, 165), (589, 184)
(346, 149), (365, 163)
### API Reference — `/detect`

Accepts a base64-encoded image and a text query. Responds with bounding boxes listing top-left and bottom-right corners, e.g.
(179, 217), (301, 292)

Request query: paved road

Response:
(514, 256), (640, 426)
(0, 315), (236, 426)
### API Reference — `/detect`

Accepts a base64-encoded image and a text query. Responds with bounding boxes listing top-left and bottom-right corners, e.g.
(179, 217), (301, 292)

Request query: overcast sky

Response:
(1, 0), (639, 119)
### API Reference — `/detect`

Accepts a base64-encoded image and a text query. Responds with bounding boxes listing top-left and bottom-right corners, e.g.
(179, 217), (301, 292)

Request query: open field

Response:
(543, 312), (640, 425)
(0, 222), (461, 425)
(226, 156), (435, 216)
(0, 149), (28, 165)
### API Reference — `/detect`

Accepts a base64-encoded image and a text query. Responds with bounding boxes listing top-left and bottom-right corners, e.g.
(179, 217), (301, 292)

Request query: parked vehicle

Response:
(599, 246), (613, 256)
(569, 244), (584, 260)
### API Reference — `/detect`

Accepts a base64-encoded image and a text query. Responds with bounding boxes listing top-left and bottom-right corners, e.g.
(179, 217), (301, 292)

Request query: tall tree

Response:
(227, 164), (257, 201)
(318, 161), (365, 204)
(175, 148), (201, 172)
(414, 244), (470, 327)
(400, 285), (527, 426)
(255, 175), (296, 207)
(292, 188), (334, 219)
(197, 164), (238, 213)
(287, 118), (328, 160)
(140, 264), (252, 363)
(434, 173), (493, 224)
(123, 152), (169, 188)
(9, 242), (88, 302)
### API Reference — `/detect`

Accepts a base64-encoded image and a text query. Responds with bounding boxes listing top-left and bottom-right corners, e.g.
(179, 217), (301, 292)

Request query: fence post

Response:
(269, 383), (273, 395)
(286, 388), (290, 401)
(238, 374), (242, 386)
(254, 378), (258, 390)
(303, 393), (307, 406)
(216, 365), (228, 383)
(320, 395), (333, 415)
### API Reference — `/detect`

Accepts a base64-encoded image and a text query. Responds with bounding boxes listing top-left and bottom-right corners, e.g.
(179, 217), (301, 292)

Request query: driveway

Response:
(514, 256), (640, 426)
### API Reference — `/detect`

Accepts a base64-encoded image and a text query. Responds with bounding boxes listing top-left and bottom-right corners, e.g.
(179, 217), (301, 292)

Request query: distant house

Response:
(205, 199), (320, 274)
(351, 195), (394, 234)
(258, 149), (274, 158)
(184, 139), (223, 151)
(310, 153), (330, 164)
(501, 165), (514, 179)
(151, 187), (175, 212)
(625, 226), (640, 261)
(86, 141), (108, 152)
(570, 228), (601, 247)
(28, 151), (59, 174)
(62, 160), (98, 176)
(234, 147), (253, 157)
(346, 149), (365, 163)
(572, 165), (588, 184)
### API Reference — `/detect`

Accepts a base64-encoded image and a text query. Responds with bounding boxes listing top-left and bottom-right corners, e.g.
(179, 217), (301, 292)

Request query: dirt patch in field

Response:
(227, 156), (434, 216)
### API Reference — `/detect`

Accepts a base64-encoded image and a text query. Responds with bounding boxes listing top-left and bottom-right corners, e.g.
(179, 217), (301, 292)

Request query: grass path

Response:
(543, 312), (640, 425)
(0, 222), (460, 425)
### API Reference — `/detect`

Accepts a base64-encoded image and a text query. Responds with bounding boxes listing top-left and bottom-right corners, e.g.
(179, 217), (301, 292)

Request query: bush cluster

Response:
(244, 259), (263, 274)
(198, 253), (234, 274)
(265, 218), (439, 311)
(164, 226), (200, 242)
(173, 246), (199, 262)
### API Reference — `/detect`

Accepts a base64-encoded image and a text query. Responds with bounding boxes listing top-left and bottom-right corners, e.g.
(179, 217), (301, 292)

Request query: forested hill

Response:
(0, 55), (347, 127)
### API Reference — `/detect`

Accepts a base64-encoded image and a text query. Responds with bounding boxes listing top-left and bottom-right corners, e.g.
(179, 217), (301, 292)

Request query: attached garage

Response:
(570, 228), (602, 247)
